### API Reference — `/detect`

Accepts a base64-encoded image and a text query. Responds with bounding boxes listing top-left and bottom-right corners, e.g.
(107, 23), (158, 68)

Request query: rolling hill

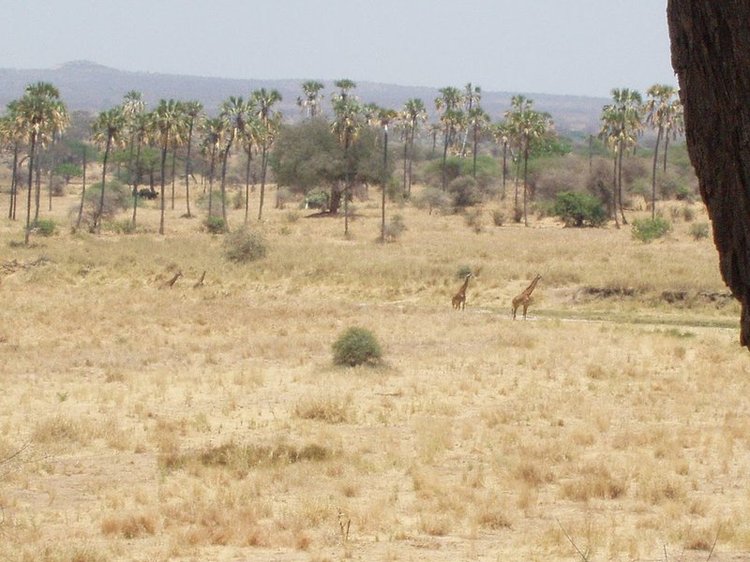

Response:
(0, 60), (608, 134)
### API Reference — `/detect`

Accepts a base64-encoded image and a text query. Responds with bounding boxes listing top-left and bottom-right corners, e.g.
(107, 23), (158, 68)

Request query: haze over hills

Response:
(0, 61), (608, 134)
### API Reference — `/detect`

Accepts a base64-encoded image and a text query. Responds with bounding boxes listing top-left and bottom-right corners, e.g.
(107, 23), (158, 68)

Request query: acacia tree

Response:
(400, 98), (427, 197)
(331, 79), (362, 236)
(251, 88), (283, 220)
(91, 106), (126, 232)
(14, 82), (69, 244)
(297, 80), (325, 119)
(152, 99), (183, 235)
(644, 84), (679, 218)
(668, 1), (750, 348)
(599, 88), (643, 227)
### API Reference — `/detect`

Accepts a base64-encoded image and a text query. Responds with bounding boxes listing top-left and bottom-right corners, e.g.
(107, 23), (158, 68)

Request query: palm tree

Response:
(460, 83), (482, 156)
(121, 91), (145, 191)
(599, 88), (643, 226)
(218, 96), (252, 229)
(505, 95), (552, 226)
(645, 84), (677, 218)
(434, 86), (463, 189)
(400, 98), (427, 197)
(14, 82), (69, 244)
(182, 101), (203, 218)
(238, 113), (260, 222)
(490, 122), (512, 199)
(376, 107), (398, 243)
(331, 81), (362, 235)
(467, 106), (490, 178)
(297, 80), (325, 119)
(200, 117), (226, 222)
(129, 112), (150, 227)
(251, 88), (282, 220)
(662, 97), (684, 172)
(91, 106), (126, 232)
(152, 99), (184, 235)
(0, 106), (24, 220)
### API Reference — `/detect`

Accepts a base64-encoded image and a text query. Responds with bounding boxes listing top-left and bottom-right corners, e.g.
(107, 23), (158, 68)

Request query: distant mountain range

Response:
(0, 60), (608, 134)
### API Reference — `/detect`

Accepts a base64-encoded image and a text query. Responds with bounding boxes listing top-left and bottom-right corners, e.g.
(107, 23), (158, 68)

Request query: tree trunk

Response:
(651, 126), (663, 219)
(96, 136), (112, 233)
(185, 125), (194, 218)
(159, 142), (168, 235)
(24, 133), (37, 245)
(77, 148), (87, 229)
(668, 1), (750, 348)
(9, 145), (18, 220)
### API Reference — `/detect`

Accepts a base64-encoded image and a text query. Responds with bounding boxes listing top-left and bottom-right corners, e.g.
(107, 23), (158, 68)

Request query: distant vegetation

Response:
(0, 78), (691, 246)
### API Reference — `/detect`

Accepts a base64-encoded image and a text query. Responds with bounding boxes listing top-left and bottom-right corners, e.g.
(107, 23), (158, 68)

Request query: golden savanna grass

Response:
(1, 182), (749, 561)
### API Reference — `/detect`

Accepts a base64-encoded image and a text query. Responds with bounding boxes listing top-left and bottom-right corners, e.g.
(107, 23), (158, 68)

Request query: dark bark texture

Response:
(668, 1), (750, 348)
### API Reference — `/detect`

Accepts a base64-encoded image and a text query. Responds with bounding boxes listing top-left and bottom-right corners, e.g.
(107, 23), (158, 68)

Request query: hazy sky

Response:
(1, 0), (675, 98)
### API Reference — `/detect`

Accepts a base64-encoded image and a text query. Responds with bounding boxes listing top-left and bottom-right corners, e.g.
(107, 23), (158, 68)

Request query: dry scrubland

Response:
(1, 185), (750, 562)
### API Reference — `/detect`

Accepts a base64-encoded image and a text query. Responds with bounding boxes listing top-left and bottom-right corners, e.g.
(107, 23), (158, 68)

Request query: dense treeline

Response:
(0, 79), (690, 244)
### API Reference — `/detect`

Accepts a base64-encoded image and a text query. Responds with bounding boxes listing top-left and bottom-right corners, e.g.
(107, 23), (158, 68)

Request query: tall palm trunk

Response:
(170, 144), (177, 210)
(381, 125), (388, 243)
(244, 148), (252, 223)
(441, 126), (450, 190)
(207, 147), (217, 219)
(258, 144), (268, 221)
(522, 143), (529, 227)
(77, 148), (87, 229)
(24, 131), (38, 245)
(219, 146), (230, 228)
(184, 124), (194, 218)
(611, 151), (620, 228)
(159, 138), (169, 235)
(131, 140), (142, 227)
(34, 157), (42, 222)
(96, 135), (112, 233)
(617, 141), (628, 225)
(8, 145), (18, 220)
(650, 125), (663, 219)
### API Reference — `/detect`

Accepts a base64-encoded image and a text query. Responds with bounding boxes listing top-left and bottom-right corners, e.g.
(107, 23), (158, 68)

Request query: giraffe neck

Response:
(523, 276), (540, 297)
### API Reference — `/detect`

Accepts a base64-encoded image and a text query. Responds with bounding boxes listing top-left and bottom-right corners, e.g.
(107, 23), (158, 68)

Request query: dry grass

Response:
(1, 182), (749, 561)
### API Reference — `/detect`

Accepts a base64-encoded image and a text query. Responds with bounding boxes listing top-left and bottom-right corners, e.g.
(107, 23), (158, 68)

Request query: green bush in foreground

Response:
(32, 219), (56, 237)
(632, 216), (671, 243)
(553, 191), (607, 227)
(332, 327), (383, 367)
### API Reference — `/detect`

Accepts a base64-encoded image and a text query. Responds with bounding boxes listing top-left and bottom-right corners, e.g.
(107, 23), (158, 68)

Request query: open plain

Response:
(2, 186), (750, 562)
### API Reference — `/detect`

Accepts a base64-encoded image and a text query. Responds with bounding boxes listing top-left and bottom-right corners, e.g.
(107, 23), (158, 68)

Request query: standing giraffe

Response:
(452, 272), (472, 310)
(512, 274), (541, 319)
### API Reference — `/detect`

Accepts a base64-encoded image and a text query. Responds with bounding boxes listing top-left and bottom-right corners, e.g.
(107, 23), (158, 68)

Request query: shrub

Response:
(456, 265), (473, 279)
(689, 222), (710, 241)
(553, 191), (607, 227)
(464, 208), (483, 233)
(332, 327), (382, 367)
(76, 181), (130, 229)
(223, 227), (267, 263)
(632, 216), (671, 243)
(448, 176), (482, 208)
(32, 218), (56, 237)
(204, 216), (227, 234)
(383, 214), (406, 242)
(491, 209), (505, 226)
(413, 187), (450, 214)
(304, 189), (329, 210)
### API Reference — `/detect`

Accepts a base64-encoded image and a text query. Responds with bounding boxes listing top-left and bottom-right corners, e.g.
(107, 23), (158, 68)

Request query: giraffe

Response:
(162, 271), (182, 288)
(512, 274), (541, 319)
(452, 272), (472, 310)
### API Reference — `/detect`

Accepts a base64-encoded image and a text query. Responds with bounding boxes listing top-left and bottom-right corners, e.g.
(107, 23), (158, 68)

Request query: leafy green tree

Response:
(400, 98), (427, 197)
(467, 106), (490, 178)
(460, 83), (482, 156)
(297, 80), (325, 119)
(14, 82), (69, 244)
(92, 107), (126, 232)
(599, 88), (643, 227)
(553, 191), (607, 227)
(251, 88), (282, 220)
(152, 99), (184, 234)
